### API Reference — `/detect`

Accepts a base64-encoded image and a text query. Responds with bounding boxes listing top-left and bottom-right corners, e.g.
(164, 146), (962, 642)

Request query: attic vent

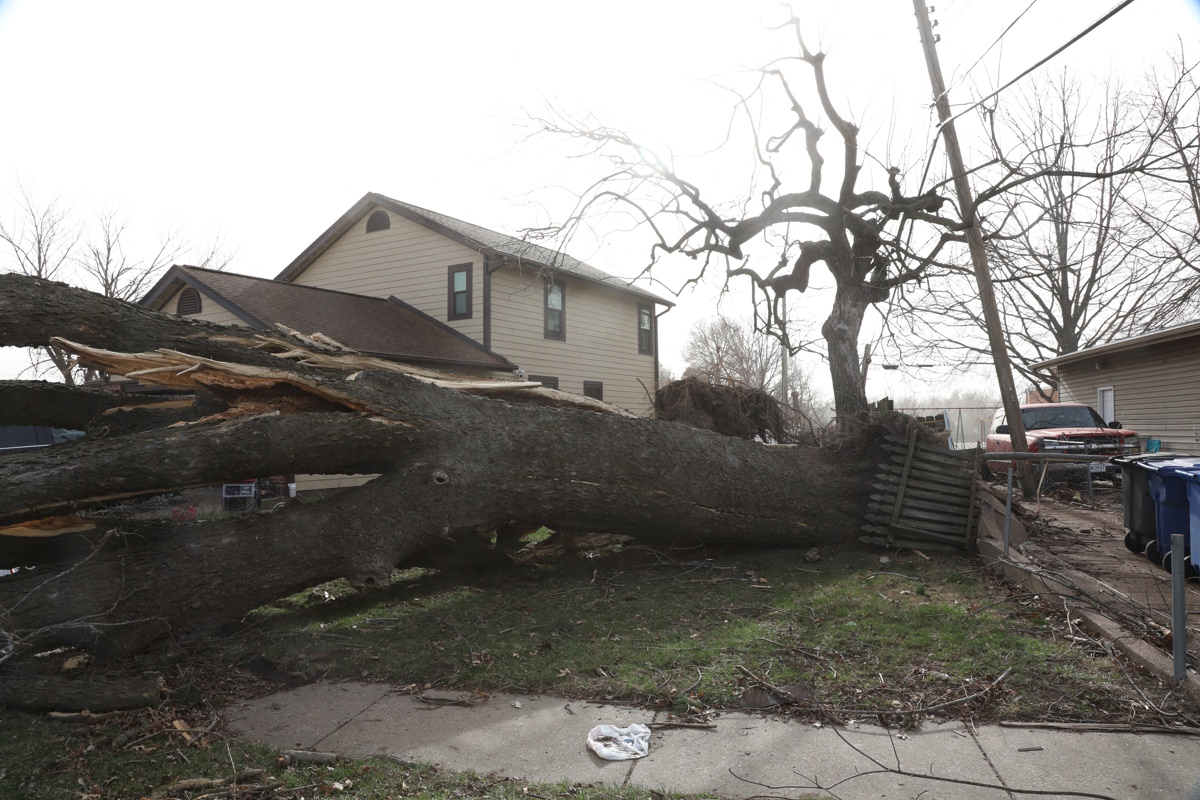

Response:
(366, 210), (390, 233)
(177, 287), (202, 315)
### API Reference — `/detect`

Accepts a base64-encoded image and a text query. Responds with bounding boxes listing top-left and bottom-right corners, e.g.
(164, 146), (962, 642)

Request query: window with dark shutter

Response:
(583, 381), (603, 400)
(366, 210), (390, 233)
(177, 287), (202, 315)
(447, 264), (473, 320)
(544, 279), (565, 340)
(529, 375), (559, 390)
(638, 304), (653, 354)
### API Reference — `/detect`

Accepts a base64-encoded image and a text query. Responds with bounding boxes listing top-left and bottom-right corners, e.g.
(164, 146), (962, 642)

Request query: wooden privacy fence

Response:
(861, 432), (980, 551)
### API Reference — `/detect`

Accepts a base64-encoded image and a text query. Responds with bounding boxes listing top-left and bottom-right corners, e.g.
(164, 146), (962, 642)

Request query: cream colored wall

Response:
(489, 264), (656, 415)
(1057, 337), (1200, 452)
(291, 208), (485, 342)
(161, 285), (246, 327)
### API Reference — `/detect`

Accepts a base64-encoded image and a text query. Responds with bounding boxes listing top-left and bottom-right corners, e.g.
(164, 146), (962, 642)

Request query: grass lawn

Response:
(1, 538), (1190, 800)
(218, 540), (1186, 722)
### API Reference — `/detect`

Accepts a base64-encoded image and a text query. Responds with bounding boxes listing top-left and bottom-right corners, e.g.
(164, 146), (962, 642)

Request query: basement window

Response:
(177, 287), (202, 315)
(529, 375), (559, 390)
(583, 381), (603, 401)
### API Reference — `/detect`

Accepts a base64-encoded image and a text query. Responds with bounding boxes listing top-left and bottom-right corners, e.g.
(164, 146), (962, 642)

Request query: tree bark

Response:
(0, 274), (883, 664)
(822, 286), (870, 420)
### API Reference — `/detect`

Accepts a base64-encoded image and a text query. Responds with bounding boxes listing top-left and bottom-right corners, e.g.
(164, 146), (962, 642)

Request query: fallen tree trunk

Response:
(0, 274), (883, 665)
(0, 670), (162, 712)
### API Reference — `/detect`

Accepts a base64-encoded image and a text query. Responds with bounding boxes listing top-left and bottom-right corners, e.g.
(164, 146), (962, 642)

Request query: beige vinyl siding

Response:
(489, 264), (656, 415)
(1057, 337), (1200, 452)
(290, 209), (485, 342)
(161, 286), (246, 327)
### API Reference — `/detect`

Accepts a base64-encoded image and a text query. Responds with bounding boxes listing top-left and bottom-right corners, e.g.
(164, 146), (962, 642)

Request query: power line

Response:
(946, 0), (1039, 96)
(937, 0), (1137, 131)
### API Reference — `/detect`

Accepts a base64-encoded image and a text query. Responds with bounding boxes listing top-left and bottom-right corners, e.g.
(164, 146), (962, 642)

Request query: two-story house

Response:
(145, 193), (671, 412)
(141, 193), (673, 492)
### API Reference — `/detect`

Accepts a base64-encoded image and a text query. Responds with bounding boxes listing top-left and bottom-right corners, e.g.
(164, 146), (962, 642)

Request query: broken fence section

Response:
(861, 432), (980, 551)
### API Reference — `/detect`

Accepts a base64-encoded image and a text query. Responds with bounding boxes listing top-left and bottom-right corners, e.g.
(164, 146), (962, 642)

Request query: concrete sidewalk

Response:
(225, 682), (1200, 799)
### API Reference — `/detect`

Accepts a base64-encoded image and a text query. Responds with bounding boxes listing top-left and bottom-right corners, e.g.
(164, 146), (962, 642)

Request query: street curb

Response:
(975, 500), (1200, 705)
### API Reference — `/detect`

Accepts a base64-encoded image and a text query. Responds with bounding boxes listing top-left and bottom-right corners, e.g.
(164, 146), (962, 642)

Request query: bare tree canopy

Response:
(0, 274), (891, 679)
(889, 68), (1200, 393)
(528, 21), (1195, 421)
(0, 187), (235, 383)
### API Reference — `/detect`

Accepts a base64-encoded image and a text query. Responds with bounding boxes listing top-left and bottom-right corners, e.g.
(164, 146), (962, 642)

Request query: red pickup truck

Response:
(984, 403), (1139, 478)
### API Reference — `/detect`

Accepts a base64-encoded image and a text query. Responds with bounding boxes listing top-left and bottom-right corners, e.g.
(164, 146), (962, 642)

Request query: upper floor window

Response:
(365, 210), (390, 233)
(177, 287), (202, 315)
(638, 304), (654, 354)
(447, 263), (473, 320)
(544, 279), (565, 340)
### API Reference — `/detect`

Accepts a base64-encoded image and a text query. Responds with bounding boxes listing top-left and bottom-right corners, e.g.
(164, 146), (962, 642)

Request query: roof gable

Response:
(276, 192), (673, 307)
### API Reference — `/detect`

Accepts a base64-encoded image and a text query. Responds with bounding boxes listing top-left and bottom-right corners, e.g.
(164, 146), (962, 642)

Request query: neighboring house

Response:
(274, 192), (673, 414)
(142, 266), (516, 376)
(1033, 320), (1200, 453)
(140, 193), (672, 490)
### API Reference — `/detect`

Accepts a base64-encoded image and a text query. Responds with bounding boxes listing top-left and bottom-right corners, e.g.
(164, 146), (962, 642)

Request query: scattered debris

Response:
(150, 769), (267, 798)
(804, 547), (821, 563)
(278, 750), (337, 766)
(586, 723), (651, 760)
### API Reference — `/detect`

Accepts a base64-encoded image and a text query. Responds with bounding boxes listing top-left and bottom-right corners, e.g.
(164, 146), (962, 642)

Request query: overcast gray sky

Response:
(2, 0), (1198, 403)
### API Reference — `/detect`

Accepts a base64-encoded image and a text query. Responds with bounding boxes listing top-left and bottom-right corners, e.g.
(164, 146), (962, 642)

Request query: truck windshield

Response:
(1021, 406), (1107, 430)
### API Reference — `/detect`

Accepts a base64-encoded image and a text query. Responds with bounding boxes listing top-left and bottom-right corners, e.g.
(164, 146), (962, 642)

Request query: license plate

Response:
(1088, 462), (1108, 473)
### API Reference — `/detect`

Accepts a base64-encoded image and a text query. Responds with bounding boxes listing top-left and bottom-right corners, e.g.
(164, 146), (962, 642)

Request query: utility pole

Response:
(780, 293), (789, 408)
(912, 0), (1036, 497)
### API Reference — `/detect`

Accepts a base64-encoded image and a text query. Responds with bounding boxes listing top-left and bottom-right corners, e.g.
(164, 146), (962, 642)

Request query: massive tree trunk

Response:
(0, 274), (883, 665)
(822, 285), (871, 420)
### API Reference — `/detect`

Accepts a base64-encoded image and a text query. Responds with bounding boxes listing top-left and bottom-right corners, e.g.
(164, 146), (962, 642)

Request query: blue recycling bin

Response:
(1158, 460), (1200, 575)
(1145, 458), (1200, 569)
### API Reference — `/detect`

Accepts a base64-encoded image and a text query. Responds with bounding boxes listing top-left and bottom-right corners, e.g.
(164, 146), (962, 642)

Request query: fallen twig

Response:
(999, 721), (1200, 736)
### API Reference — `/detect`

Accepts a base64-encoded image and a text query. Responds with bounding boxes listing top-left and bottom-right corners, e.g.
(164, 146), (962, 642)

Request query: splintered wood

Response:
(51, 334), (630, 417)
(861, 432), (980, 551)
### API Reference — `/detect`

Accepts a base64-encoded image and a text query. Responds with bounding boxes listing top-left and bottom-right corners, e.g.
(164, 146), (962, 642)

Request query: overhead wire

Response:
(909, 0), (1139, 202)
(945, 0), (1039, 98)
(935, 0), (1138, 131)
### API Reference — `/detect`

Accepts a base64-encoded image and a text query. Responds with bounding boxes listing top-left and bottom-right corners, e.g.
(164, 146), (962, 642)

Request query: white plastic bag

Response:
(586, 723), (651, 760)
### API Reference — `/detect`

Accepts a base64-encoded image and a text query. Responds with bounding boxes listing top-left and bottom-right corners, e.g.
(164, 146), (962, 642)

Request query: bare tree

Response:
(2, 191), (236, 383)
(527, 18), (974, 426)
(683, 316), (783, 394)
(529, 20), (1192, 425)
(76, 207), (188, 302)
(0, 186), (85, 383)
(887, 69), (1197, 395)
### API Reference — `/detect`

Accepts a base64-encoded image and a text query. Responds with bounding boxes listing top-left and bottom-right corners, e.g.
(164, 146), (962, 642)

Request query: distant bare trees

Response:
(0, 186), (234, 383)
(682, 314), (820, 426)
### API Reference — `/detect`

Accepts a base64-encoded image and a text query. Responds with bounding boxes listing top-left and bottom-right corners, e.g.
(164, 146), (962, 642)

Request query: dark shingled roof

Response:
(156, 266), (515, 370)
(276, 192), (674, 307)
